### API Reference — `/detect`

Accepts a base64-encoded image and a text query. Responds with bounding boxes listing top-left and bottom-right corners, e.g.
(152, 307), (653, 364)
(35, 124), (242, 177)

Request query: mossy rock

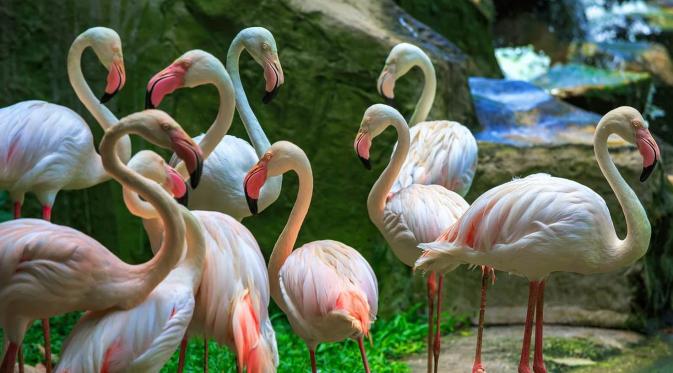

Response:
(533, 63), (652, 114)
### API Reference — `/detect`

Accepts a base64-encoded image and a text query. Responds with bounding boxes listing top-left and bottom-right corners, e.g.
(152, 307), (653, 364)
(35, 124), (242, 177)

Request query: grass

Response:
(0, 304), (469, 372)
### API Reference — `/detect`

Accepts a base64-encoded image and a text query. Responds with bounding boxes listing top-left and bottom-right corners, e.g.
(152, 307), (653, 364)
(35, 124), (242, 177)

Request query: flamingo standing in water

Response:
(244, 141), (378, 373)
(354, 104), (474, 372)
(125, 154), (278, 373)
(416, 107), (660, 373)
(55, 156), (205, 372)
(0, 27), (130, 369)
(146, 27), (284, 220)
(0, 110), (203, 373)
(376, 43), (479, 372)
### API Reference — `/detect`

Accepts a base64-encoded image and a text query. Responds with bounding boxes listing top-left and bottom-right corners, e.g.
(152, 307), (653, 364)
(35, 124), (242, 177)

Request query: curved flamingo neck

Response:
(226, 37), (272, 156)
(593, 120), (651, 271)
(367, 111), (411, 229)
(408, 54), (436, 126)
(100, 123), (185, 299)
(67, 35), (131, 166)
(174, 62), (235, 179)
(268, 152), (313, 306)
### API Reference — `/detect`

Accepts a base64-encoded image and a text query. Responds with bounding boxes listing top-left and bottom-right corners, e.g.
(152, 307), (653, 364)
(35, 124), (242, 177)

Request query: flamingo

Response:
(354, 104), (478, 372)
(146, 27), (284, 220)
(0, 27), (130, 369)
(415, 106), (660, 373)
(243, 141), (378, 373)
(376, 43), (480, 372)
(0, 110), (204, 373)
(123, 152), (278, 373)
(55, 151), (205, 373)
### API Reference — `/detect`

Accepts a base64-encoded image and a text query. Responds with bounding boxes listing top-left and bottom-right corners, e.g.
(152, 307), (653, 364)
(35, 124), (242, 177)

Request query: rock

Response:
(532, 63), (652, 114)
(547, 357), (597, 367)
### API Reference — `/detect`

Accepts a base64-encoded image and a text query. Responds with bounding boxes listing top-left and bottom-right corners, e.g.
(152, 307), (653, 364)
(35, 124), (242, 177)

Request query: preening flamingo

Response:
(124, 152), (278, 373)
(55, 152), (205, 373)
(244, 141), (378, 373)
(0, 110), (203, 373)
(416, 107), (660, 373)
(354, 104), (474, 372)
(146, 27), (284, 220)
(377, 44), (479, 372)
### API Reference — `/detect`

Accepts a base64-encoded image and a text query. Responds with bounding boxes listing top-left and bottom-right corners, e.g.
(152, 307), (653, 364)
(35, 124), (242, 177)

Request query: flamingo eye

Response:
(262, 43), (270, 51)
(632, 120), (643, 129)
(160, 123), (171, 131)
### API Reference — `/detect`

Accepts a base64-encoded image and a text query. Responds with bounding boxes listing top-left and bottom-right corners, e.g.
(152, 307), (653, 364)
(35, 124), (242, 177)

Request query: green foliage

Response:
(0, 305), (468, 372)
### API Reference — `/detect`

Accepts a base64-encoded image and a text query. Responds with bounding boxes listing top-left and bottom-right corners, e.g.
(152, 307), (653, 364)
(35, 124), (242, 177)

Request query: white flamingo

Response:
(146, 27), (284, 220)
(416, 106), (660, 373)
(243, 141), (378, 373)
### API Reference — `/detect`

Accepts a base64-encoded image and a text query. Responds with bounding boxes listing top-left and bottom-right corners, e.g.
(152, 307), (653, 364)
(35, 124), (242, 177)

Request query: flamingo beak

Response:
(100, 59), (126, 103)
(243, 159), (269, 215)
(165, 165), (189, 207)
(170, 130), (203, 189)
(145, 63), (187, 109)
(376, 67), (396, 107)
(354, 131), (372, 170)
(262, 56), (284, 104)
(635, 127), (660, 182)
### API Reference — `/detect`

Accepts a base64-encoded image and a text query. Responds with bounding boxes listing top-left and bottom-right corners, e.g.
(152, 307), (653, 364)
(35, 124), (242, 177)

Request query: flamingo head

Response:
(243, 141), (303, 215)
(238, 27), (285, 104)
(605, 107), (661, 182)
(354, 104), (402, 170)
(122, 110), (204, 188)
(85, 27), (126, 104)
(377, 43), (425, 104)
(127, 150), (189, 206)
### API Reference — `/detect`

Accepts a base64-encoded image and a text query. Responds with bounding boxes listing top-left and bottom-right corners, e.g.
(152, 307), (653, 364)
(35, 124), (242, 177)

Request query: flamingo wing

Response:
(391, 121), (478, 197)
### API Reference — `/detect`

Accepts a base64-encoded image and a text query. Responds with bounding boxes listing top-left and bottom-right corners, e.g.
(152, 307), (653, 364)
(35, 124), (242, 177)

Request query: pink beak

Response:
(145, 63), (187, 109)
(635, 127), (660, 182)
(377, 69), (395, 100)
(262, 57), (284, 104)
(169, 130), (203, 189)
(354, 131), (372, 170)
(101, 60), (126, 103)
(243, 160), (269, 214)
(165, 165), (187, 198)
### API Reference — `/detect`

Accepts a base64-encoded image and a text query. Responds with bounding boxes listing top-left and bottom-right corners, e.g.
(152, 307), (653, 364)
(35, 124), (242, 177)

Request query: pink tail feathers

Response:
(336, 290), (372, 337)
(232, 293), (276, 373)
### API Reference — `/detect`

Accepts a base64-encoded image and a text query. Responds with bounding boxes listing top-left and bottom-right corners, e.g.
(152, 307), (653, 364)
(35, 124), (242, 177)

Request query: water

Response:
(495, 46), (551, 81)
(579, 0), (658, 42)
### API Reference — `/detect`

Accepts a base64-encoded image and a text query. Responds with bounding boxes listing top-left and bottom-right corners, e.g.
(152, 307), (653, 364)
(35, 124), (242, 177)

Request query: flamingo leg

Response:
(472, 266), (490, 373)
(18, 347), (24, 373)
(518, 281), (540, 373)
(357, 337), (371, 373)
(177, 338), (187, 373)
(203, 337), (209, 373)
(13, 202), (21, 219)
(433, 274), (443, 373)
(42, 206), (52, 222)
(0, 342), (18, 373)
(41, 319), (52, 373)
(309, 349), (317, 373)
(533, 281), (547, 373)
(426, 272), (436, 373)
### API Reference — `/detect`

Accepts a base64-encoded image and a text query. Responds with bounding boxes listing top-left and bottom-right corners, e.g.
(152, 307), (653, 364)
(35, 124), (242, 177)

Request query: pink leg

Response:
(433, 274), (443, 373)
(358, 337), (371, 373)
(204, 337), (209, 373)
(13, 202), (21, 219)
(42, 319), (52, 373)
(17, 347), (24, 373)
(310, 349), (317, 373)
(426, 272), (436, 373)
(42, 206), (52, 221)
(533, 281), (547, 373)
(177, 338), (187, 373)
(0, 342), (18, 373)
(472, 266), (490, 373)
(518, 281), (540, 373)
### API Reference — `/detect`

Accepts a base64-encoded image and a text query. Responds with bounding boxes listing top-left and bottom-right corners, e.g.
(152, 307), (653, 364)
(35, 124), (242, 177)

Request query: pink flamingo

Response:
(146, 27), (284, 220)
(243, 141), (379, 373)
(355, 104), (479, 372)
(0, 110), (203, 373)
(377, 44), (479, 373)
(0, 28), (129, 369)
(416, 106), (660, 373)
(56, 151), (206, 373)
(124, 153), (278, 372)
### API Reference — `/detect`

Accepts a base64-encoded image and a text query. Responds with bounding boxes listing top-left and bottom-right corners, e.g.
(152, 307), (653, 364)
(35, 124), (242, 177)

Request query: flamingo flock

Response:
(0, 24), (661, 373)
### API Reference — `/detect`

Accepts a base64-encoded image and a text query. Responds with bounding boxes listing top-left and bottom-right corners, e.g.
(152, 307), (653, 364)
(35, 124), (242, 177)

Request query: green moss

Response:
(571, 338), (673, 373)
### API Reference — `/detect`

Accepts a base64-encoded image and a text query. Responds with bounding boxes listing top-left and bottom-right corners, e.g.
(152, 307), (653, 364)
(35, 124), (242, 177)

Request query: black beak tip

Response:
(246, 194), (259, 215)
(358, 156), (372, 170)
(145, 90), (156, 109)
(262, 86), (279, 104)
(100, 91), (116, 104)
(175, 185), (189, 207)
(190, 160), (203, 189)
(640, 161), (657, 182)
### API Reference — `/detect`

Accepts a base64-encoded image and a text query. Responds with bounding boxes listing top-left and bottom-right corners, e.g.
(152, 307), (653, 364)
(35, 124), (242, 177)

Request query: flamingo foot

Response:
(472, 362), (486, 373)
